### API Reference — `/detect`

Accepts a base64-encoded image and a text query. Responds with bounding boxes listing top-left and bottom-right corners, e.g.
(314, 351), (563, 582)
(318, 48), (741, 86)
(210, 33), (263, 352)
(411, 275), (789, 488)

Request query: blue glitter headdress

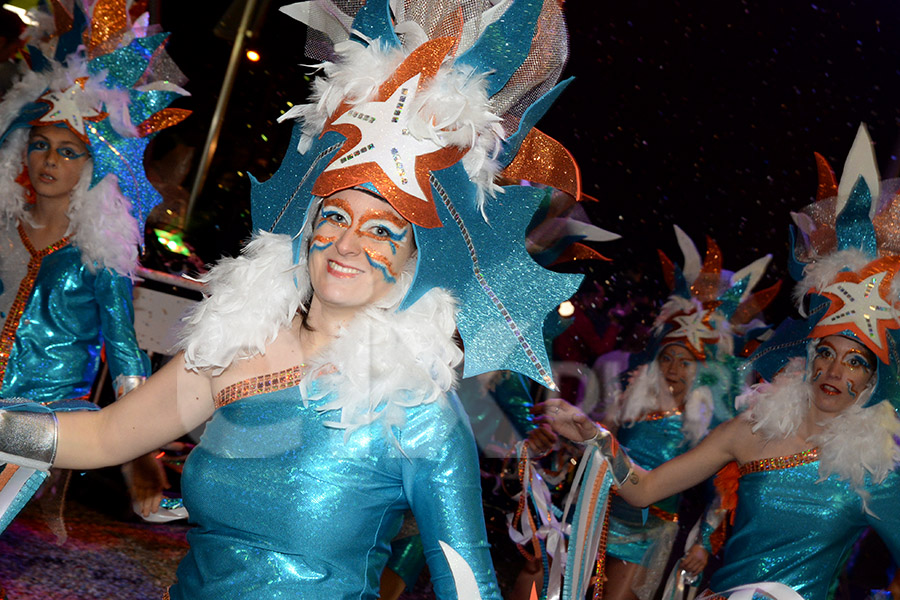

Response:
(0, 0), (189, 232)
(649, 225), (780, 363)
(251, 0), (588, 389)
(750, 124), (900, 409)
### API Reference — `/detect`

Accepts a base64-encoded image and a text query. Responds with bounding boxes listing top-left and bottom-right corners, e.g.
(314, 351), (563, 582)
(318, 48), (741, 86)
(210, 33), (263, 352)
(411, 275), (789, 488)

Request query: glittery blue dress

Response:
(0, 223), (149, 401)
(168, 367), (501, 600)
(607, 412), (686, 565)
(709, 451), (900, 600)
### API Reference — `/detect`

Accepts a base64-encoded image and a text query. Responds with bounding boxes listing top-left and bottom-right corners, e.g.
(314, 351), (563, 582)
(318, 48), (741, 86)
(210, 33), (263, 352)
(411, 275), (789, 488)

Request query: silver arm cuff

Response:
(0, 409), (58, 471)
(585, 426), (634, 487)
(113, 375), (146, 400)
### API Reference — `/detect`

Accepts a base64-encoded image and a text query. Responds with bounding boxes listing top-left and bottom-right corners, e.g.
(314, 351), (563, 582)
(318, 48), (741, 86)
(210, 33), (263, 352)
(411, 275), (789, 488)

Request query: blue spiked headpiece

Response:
(646, 225), (780, 363)
(251, 0), (588, 389)
(751, 124), (900, 410)
(0, 0), (189, 232)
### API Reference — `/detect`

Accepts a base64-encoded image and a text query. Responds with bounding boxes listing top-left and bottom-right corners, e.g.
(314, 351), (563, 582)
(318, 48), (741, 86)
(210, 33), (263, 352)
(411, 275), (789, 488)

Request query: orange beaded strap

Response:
(640, 409), (682, 422)
(738, 448), (819, 477)
(0, 224), (69, 384)
(213, 364), (307, 409)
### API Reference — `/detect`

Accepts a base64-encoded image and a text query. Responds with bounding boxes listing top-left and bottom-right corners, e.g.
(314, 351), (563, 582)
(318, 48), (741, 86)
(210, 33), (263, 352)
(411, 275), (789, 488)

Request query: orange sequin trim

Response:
(162, 589), (170, 600)
(0, 225), (69, 385)
(214, 364), (307, 409)
(640, 409), (682, 422)
(739, 448), (819, 476)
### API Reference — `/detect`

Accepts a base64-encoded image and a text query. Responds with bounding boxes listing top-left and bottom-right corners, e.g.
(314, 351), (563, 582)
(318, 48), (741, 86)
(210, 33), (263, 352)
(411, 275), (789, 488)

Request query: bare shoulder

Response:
(702, 415), (755, 455)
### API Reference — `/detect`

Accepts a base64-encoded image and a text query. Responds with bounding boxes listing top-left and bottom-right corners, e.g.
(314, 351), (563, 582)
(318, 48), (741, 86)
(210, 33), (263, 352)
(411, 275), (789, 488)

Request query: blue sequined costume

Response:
(168, 368), (501, 600)
(607, 412), (686, 564)
(710, 452), (900, 600)
(0, 223), (149, 401)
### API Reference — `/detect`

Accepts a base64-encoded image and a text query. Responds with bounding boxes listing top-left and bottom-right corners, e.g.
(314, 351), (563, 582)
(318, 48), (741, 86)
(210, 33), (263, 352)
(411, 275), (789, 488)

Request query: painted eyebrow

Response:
(359, 209), (408, 230)
(845, 348), (873, 364)
(321, 197), (356, 219)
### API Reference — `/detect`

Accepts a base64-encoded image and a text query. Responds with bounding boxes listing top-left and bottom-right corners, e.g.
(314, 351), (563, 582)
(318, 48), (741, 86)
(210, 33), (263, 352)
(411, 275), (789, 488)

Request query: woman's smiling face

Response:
(307, 188), (415, 320)
(809, 335), (876, 416)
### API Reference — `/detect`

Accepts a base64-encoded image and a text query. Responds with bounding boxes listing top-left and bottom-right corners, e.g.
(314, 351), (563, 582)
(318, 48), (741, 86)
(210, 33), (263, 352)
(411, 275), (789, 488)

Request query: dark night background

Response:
(148, 0), (900, 354)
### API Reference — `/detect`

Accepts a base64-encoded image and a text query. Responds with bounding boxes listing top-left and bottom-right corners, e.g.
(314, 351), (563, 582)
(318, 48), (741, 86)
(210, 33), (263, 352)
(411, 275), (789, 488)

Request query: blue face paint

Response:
(27, 139), (88, 160)
(365, 251), (397, 284)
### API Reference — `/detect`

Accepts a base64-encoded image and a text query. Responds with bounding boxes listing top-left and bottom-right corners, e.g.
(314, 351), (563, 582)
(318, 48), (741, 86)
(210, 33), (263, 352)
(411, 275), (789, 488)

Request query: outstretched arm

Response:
(54, 353), (214, 469)
(533, 398), (739, 508)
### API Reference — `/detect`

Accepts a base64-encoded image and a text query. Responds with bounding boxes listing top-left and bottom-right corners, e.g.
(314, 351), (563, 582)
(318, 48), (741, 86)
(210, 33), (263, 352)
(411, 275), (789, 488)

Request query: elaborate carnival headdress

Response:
(652, 225), (780, 362)
(752, 124), (900, 410)
(0, 0), (189, 275)
(252, 0), (592, 389)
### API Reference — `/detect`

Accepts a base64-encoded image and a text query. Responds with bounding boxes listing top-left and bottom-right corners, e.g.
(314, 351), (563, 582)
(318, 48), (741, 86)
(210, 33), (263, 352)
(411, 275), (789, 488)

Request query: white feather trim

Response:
(794, 248), (873, 307)
(0, 129), (28, 226)
(301, 285), (462, 436)
(176, 231), (308, 375)
(745, 358), (809, 440)
(67, 172), (141, 276)
(610, 362), (668, 425)
(682, 385), (714, 445)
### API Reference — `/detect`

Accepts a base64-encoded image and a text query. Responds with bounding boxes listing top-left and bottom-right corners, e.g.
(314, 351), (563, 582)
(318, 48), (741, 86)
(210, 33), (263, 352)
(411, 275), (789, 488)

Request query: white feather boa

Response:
(743, 357), (900, 505)
(609, 361), (713, 447)
(176, 230), (463, 433)
(176, 231), (309, 374)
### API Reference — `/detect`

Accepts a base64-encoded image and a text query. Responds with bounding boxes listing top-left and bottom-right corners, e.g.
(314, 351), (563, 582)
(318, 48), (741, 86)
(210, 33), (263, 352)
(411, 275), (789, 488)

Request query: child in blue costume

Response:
(0, 0), (591, 597)
(536, 125), (900, 600)
(0, 0), (188, 527)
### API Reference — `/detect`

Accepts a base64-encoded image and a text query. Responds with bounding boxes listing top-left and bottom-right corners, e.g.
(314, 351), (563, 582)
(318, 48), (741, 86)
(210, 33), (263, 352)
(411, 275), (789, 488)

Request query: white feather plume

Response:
(744, 358), (809, 441)
(301, 284), (462, 436)
(682, 385), (714, 445)
(793, 248), (872, 306)
(67, 172), (141, 276)
(609, 362), (667, 425)
(177, 232), (308, 374)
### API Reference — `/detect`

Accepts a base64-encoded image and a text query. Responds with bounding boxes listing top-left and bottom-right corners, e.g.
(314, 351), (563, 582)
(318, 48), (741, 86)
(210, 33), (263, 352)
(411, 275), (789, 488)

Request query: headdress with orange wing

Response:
(654, 225), (781, 361)
(0, 0), (188, 275)
(751, 124), (900, 410)
(251, 0), (600, 388)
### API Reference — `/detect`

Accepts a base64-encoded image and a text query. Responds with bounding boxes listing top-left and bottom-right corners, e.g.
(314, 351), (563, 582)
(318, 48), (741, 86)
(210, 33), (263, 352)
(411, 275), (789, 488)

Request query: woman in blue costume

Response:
(0, 0), (189, 527)
(535, 125), (900, 600)
(532, 226), (778, 600)
(0, 0), (590, 597)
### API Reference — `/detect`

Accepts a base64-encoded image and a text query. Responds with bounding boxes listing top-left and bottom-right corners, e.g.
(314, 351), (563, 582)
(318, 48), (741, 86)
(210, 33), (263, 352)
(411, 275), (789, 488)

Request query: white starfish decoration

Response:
(670, 309), (716, 351)
(34, 78), (105, 139)
(816, 272), (896, 349)
(322, 73), (443, 202)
